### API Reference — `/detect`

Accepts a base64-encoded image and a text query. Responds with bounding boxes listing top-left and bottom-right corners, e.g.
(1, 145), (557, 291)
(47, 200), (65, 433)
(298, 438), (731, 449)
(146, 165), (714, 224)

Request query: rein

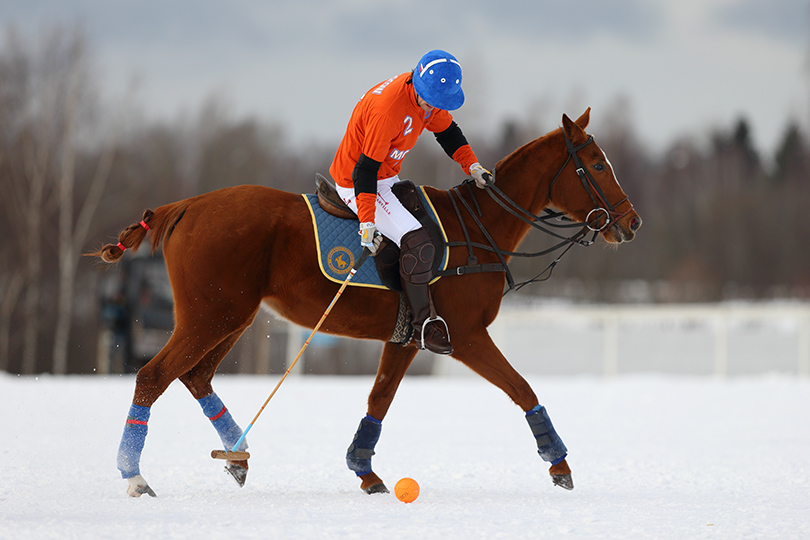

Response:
(438, 132), (627, 295)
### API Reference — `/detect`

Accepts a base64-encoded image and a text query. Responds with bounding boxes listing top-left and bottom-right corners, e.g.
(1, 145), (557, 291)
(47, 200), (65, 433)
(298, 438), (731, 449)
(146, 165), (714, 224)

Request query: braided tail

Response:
(88, 198), (190, 264)
(87, 210), (155, 263)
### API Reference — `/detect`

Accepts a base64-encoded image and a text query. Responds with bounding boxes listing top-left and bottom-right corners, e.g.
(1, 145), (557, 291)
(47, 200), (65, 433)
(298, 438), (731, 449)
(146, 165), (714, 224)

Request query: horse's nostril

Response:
(630, 217), (641, 231)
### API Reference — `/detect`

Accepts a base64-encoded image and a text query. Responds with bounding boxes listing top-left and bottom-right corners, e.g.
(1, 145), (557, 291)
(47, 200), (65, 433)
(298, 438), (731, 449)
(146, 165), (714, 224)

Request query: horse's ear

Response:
(562, 109), (589, 143)
(575, 107), (591, 129)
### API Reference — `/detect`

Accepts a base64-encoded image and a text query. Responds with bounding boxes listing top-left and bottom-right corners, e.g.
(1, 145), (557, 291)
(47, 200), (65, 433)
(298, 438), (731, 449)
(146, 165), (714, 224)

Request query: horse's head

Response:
(549, 108), (642, 244)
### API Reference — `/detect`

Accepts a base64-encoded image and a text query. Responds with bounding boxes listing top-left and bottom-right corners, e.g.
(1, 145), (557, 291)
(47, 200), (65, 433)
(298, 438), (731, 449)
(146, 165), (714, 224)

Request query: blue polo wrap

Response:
(198, 392), (247, 452)
(117, 403), (150, 479)
(526, 404), (568, 465)
(346, 414), (382, 476)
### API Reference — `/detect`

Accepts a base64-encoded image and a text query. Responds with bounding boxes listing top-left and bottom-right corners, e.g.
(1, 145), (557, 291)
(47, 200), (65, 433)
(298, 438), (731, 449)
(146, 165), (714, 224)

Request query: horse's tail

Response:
(88, 199), (191, 263)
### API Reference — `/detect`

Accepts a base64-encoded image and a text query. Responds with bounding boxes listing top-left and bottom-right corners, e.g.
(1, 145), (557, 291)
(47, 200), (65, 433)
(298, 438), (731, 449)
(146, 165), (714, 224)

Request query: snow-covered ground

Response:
(1, 373), (808, 539)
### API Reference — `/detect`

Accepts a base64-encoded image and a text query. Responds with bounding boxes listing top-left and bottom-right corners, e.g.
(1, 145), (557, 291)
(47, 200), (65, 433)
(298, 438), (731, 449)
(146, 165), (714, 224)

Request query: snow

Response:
(1, 373), (809, 539)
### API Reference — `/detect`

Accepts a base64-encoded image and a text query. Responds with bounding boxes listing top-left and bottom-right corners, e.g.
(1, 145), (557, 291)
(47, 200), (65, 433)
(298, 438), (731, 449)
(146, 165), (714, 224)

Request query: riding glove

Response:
(359, 222), (383, 255)
(470, 162), (493, 189)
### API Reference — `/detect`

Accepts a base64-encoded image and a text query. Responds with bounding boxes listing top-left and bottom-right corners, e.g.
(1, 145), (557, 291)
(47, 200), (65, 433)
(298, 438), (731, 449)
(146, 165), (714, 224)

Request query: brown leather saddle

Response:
(315, 173), (445, 292)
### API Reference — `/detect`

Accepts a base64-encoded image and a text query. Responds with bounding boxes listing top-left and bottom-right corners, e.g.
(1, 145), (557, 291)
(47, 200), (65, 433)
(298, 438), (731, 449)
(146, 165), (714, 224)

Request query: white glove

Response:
(359, 222), (383, 255)
(469, 162), (493, 189)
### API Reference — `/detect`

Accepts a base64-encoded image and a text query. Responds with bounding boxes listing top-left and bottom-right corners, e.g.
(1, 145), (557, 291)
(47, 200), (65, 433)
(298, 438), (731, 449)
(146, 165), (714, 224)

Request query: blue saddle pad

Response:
(302, 187), (448, 289)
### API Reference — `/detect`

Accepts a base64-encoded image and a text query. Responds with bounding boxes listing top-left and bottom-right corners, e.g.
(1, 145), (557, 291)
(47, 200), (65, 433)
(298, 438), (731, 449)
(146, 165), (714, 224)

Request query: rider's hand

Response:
(469, 162), (493, 189)
(359, 222), (382, 255)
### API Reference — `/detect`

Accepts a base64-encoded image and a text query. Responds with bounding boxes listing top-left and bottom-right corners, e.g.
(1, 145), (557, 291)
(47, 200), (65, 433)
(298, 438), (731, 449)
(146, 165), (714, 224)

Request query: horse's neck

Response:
(474, 132), (563, 251)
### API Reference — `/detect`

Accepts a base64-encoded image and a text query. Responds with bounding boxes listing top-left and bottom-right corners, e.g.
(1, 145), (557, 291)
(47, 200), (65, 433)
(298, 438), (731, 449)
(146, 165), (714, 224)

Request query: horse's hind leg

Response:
(179, 328), (252, 487)
(118, 336), (209, 497)
(347, 342), (418, 494)
(451, 330), (574, 490)
(118, 317), (254, 497)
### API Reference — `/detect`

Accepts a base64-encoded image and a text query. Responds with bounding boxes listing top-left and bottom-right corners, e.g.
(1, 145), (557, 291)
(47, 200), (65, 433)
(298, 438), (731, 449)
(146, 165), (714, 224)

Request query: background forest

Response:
(2, 27), (809, 374)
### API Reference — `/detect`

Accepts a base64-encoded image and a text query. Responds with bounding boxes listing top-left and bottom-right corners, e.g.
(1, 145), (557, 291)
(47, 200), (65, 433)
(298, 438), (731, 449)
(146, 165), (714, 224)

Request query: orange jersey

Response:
(330, 72), (477, 222)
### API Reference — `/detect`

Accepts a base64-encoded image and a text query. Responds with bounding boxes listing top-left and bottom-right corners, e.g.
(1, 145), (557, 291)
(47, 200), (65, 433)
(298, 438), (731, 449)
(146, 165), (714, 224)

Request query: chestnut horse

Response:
(92, 109), (641, 498)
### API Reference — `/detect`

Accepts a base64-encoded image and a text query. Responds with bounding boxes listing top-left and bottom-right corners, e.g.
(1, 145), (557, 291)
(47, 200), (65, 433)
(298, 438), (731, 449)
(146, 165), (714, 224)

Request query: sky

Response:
(2, 0), (808, 156)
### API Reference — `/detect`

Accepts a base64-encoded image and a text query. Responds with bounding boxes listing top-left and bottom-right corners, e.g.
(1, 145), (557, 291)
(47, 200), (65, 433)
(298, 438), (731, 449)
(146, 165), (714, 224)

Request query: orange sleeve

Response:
(425, 109), (454, 134)
(452, 144), (479, 175)
(355, 192), (376, 224)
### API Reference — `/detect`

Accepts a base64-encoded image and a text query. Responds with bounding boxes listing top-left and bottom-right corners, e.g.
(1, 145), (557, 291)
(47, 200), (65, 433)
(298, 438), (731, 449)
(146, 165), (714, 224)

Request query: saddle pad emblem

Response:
(327, 246), (354, 275)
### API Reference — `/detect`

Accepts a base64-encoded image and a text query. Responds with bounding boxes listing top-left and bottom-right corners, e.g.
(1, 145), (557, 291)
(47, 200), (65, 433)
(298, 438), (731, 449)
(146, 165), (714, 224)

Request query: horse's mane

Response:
(495, 127), (562, 175)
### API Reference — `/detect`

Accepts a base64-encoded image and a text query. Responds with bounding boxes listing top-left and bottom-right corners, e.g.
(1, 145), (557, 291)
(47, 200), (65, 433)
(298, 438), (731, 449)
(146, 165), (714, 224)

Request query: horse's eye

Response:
(594, 163), (605, 172)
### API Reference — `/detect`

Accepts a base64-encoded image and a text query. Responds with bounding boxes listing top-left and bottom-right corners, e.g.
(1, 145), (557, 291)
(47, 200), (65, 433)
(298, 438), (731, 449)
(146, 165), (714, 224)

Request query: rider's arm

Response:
(433, 120), (479, 175)
(352, 153), (382, 224)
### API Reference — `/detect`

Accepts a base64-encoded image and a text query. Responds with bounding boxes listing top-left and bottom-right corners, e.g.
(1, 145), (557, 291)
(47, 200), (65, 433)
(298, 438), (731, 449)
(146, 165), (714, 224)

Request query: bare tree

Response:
(0, 26), (62, 373)
(52, 29), (117, 373)
(1, 25), (115, 374)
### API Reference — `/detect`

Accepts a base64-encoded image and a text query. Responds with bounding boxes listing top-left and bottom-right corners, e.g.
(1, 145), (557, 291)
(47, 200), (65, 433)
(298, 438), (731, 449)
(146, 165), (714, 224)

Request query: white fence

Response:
(433, 302), (810, 377)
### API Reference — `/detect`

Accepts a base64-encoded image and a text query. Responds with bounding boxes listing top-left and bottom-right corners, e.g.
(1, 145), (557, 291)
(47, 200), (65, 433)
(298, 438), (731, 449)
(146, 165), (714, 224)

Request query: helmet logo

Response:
(418, 58), (461, 78)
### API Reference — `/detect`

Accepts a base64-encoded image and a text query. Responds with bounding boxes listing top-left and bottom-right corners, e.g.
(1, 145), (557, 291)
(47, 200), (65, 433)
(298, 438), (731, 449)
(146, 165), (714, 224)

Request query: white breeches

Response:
(335, 175), (421, 247)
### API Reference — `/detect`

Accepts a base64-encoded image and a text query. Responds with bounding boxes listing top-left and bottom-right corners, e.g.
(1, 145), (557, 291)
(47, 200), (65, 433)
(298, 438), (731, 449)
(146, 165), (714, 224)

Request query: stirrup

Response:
(418, 314), (452, 350)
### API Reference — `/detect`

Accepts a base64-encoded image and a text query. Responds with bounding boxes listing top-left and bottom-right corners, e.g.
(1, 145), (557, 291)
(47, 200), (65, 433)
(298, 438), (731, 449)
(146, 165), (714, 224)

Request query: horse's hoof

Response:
(126, 475), (157, 497)
(549, 458), (573, 490)
(364, 482), (390, 494)
(552, 474), (574, 490)
(358, 471), (389, 494)
(224, 460), (248, 487)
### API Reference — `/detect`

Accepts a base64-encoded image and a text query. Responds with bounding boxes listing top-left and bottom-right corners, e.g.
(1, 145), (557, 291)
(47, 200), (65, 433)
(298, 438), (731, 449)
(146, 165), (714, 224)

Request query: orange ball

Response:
(394, 477), (420, 503)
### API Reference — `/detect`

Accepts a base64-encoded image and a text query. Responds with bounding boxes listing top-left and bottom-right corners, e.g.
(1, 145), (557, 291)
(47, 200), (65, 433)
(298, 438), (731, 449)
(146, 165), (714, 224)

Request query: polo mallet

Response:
(211, 247), (371, 461)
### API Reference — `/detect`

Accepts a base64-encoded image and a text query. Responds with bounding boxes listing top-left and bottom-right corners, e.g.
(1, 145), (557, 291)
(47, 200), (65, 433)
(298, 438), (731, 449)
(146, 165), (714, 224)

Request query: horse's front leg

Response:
(347, 341), (418, 494)
(452, 329), (574, 490)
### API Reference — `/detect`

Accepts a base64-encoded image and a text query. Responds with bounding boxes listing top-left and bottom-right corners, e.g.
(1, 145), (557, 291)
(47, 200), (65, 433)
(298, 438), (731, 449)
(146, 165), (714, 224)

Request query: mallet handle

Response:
(227, 248), (371, 453)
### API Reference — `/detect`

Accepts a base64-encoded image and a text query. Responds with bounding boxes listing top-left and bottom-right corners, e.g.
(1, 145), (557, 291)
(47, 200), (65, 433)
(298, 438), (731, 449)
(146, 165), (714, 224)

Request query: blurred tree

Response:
(773, 122), (810, 186)
(710, 116), (765, 189)
(0, 27), (54, 373)
(1, 25), (119, 373)
(52, 28), (118, 374)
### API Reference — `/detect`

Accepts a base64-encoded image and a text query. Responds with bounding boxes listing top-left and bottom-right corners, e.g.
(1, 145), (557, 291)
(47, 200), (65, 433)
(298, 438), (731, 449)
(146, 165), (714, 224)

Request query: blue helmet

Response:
(412, 50), (464, 111)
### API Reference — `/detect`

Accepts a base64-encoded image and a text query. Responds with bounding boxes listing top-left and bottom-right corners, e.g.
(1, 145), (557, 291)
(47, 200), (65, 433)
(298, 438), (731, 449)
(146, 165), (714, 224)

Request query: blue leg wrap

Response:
(198, 392), (247, 452)
(346, 414), (382, 476)
(117, 404), (150, 479)
(526, 405), (568, 465)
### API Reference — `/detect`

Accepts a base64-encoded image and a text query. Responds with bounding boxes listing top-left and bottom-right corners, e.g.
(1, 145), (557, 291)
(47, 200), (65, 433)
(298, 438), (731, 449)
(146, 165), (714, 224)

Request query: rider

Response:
(329, 49), (491, 355)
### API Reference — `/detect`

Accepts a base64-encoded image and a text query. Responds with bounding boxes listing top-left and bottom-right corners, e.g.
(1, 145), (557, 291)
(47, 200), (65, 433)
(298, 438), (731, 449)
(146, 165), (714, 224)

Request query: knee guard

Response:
(526, 405), (568, 465)
(400, 228), (435, 285)
(346, 415), (382, 476)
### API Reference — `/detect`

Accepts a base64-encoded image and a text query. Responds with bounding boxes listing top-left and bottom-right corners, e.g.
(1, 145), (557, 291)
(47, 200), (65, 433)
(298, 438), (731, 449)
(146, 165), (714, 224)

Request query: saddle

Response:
(315, 173), (445, 292)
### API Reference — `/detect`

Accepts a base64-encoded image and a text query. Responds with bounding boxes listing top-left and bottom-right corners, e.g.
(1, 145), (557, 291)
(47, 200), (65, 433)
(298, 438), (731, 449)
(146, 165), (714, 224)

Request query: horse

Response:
(91, 108), (642, 498)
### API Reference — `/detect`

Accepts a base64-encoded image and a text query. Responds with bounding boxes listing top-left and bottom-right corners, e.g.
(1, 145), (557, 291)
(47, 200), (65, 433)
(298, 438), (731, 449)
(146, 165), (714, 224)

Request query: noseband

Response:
(548, 134), (632, 232)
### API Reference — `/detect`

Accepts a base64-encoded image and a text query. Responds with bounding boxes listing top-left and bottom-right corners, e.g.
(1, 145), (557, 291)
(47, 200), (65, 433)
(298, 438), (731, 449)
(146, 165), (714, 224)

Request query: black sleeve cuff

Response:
(434, 121), (469, 159)
(352, 153), (382, 197)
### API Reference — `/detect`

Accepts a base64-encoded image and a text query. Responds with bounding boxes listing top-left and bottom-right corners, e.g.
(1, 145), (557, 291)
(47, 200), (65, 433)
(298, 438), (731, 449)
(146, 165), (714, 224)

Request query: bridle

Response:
(548, 134), (633, 233)
(440, 131), (633, 294)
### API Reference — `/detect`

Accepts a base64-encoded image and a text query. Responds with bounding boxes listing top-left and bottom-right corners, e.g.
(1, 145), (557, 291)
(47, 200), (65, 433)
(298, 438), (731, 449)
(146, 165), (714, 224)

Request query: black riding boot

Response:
(400, 228), (453, 355)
